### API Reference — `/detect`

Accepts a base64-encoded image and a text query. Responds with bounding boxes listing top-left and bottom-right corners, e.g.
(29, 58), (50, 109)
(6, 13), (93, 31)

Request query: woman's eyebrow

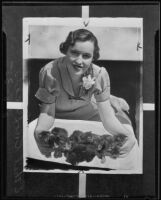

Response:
(71, 49), (79, 52)
(70, 49), (92, 56)
(83, 53), (92, 56)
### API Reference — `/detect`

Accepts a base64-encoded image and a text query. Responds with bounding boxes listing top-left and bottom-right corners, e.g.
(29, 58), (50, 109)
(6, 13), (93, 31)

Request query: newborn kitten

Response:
(37, 127), (69, 158)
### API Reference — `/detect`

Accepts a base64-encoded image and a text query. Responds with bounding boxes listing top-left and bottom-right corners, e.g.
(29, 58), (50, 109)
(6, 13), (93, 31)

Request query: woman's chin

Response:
(72, 66), (85, 75)
(74, 70), (84, 76)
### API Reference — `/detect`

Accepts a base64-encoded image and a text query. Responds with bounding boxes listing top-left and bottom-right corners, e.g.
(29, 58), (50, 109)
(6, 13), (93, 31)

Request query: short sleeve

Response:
(35, 64), (60, 104)
(94, 67), (110, 102)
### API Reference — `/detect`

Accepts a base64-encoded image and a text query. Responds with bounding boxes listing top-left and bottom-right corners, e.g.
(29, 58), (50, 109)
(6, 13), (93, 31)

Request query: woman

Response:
(34, 29), (136, 160)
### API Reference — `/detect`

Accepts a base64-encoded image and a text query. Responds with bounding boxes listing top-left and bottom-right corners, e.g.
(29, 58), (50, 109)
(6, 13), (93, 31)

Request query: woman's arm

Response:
(97, 99), (135, 156)
(97, 99), (132, 136)
(34, 103), (56, 157)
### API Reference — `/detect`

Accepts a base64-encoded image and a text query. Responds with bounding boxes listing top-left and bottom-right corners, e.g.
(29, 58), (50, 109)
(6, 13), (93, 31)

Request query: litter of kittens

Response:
(37, 127), (127, 165)
(24, 118), (140, 171)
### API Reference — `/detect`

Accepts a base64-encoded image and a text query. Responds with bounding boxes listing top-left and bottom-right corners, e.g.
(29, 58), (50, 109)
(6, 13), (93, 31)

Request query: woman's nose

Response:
(75, 55), (83, 65)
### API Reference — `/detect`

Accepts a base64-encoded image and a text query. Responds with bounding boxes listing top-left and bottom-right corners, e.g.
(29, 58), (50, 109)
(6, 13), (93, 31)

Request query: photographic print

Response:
(23, 17), (143, 174)
(3, 2), (159, 198)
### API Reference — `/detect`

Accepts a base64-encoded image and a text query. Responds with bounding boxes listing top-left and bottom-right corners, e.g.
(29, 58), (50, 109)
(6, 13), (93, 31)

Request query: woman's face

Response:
(66, 40), (94, 76)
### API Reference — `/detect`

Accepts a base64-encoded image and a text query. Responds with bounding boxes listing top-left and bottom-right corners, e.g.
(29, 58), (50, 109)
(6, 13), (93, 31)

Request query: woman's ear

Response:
(59, 42), (65, 54)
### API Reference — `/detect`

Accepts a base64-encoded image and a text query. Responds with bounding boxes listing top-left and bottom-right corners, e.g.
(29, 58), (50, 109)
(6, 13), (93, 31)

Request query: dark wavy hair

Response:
(59, 29), (100, 61)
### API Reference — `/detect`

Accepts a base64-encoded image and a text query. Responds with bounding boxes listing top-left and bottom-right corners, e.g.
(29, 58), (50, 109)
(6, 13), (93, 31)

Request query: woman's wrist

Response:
(34, 127), (50, 135)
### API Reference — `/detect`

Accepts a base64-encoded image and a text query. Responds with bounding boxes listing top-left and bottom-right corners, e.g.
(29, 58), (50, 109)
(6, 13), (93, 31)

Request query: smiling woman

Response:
(32, 28), (137, 166)
(67, 41), (94, 75)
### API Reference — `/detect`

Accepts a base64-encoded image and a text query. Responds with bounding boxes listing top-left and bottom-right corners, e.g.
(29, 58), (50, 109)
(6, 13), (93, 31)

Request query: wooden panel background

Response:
(3, 3), (159, 199)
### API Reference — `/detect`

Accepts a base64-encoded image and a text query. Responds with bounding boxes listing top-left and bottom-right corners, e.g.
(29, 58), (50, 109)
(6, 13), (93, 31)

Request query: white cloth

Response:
(25, 118), (141, 171)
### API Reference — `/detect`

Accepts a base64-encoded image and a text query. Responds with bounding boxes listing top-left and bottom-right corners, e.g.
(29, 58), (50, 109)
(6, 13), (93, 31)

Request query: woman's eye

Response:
(70, 50), (91, 59)
(83, 54), (91, 59)
(71, 51), (79, 56)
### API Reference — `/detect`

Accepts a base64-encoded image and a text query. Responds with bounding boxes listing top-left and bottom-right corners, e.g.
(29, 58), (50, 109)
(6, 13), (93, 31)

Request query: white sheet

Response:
(25, 118), (141, 171)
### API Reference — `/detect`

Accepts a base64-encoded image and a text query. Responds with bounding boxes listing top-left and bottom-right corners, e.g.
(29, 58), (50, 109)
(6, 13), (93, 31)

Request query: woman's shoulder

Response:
(92, 63), (109, 78)
(43, 57), (63, 70)
(41, 57), (64, 75)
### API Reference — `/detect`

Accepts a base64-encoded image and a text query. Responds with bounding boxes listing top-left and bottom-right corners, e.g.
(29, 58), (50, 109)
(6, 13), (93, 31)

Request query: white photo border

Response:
(23, 17), (143, 174)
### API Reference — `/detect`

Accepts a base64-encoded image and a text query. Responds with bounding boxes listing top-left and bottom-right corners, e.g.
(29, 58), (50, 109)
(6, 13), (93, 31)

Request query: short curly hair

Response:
(59, 29), (100, 61)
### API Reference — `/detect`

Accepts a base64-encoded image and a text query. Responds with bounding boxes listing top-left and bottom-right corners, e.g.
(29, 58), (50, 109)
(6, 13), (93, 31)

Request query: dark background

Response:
(3, 3), (159, 199)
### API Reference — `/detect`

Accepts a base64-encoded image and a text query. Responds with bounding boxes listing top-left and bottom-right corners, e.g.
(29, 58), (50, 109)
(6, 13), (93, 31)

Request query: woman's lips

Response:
(73, 64), (84, 71)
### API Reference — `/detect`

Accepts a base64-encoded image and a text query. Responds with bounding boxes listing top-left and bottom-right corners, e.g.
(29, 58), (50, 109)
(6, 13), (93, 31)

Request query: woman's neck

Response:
(70, 73), (82, 83)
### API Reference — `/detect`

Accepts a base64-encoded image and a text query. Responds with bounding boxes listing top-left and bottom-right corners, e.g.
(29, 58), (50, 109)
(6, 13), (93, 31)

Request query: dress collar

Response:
(57, 57), (75, 97)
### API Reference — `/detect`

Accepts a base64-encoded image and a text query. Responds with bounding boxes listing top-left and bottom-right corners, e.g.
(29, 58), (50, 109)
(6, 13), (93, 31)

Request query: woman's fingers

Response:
(119, 136), (136, 156)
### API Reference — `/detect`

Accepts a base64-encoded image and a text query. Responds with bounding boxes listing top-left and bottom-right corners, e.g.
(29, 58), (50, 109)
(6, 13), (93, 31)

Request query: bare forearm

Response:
(97, 100), (133, 137)
(35, 113), (55, 133)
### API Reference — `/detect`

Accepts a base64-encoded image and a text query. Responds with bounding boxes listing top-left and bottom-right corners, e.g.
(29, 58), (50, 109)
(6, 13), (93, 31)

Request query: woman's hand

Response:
(110, 95), (129, 113)
(35, 103), (55, 133)
(119, 135), (136, 157)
